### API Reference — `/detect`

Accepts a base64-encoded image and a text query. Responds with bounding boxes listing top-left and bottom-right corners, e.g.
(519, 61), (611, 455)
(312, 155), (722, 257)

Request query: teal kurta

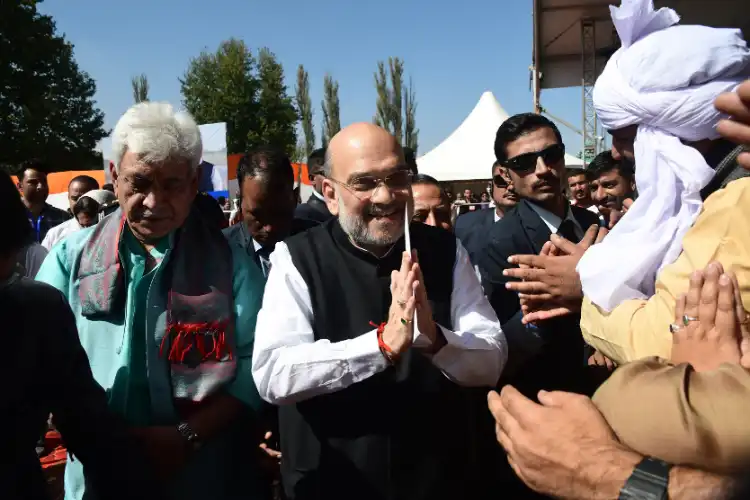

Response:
(36, 223), (266, 500)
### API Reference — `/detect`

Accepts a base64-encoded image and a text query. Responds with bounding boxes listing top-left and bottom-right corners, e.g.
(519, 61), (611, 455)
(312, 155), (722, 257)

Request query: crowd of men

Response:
(5, 1), (750, 499)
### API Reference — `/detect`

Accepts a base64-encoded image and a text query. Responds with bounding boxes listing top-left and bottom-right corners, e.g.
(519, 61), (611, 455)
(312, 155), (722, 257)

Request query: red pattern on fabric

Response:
(159, 320), (232, 363)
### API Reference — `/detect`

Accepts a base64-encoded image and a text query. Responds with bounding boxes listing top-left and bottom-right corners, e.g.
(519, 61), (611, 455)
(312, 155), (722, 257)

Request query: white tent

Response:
(416, 91), (583, 181)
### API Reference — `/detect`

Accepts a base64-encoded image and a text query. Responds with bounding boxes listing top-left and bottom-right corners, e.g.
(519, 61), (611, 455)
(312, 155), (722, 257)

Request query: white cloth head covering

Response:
(79, 189), (117, 206)
(577, 0), (750, 312)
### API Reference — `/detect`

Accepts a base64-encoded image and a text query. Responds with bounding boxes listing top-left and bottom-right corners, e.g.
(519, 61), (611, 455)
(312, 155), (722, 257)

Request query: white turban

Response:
(577, 0), (750, 312)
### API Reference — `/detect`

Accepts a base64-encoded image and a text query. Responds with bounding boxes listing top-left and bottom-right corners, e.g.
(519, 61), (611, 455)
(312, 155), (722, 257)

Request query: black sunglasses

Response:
(504, 144), (565, 173)
(492, 175), (508, 188)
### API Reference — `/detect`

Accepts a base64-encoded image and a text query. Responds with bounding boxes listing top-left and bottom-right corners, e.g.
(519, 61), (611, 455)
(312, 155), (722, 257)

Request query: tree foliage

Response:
(249, 48), (298, 156)
(321, 74), (341, 147)
(0, 0), (107, 172)
(295, 65), (315, 158)
(372, 57), (418, 153)
(180, 39), (297, 156)
(131, 73), (149, 103)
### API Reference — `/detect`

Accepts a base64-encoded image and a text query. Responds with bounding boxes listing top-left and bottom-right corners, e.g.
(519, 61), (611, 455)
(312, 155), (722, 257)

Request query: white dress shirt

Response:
(528, 203), (584, 240)
(41, 218), (82, 251)
(252, 239), (508, 405)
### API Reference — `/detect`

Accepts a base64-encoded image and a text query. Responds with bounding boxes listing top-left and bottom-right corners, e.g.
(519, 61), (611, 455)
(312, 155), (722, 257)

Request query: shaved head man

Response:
(253, 122), (507, 500)
(321, 123), (411, 254)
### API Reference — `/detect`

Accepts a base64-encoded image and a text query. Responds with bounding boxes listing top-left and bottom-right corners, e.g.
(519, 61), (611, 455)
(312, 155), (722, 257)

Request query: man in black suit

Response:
(224, 147), (317, 278)
(454, 160), (518, 265)
(294, 148), (333, 224)
(480, 113), (601, 396)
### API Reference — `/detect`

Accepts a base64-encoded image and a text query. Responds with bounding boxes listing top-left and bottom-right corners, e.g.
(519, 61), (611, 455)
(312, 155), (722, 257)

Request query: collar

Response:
(494, 210), (502, 223)
(311, 189), (326, 202)
(528, 201), (582, 235)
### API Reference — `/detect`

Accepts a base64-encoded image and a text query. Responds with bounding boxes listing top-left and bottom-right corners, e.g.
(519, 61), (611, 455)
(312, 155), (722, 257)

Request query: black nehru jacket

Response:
(281, 219), (472, 500)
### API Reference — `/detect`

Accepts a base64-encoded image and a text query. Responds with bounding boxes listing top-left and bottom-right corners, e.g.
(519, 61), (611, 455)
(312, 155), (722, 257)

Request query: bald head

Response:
(325, 123), (404, 180)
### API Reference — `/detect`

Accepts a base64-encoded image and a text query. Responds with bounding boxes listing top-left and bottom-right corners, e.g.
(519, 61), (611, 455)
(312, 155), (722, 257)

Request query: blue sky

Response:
(38, 0), (584, 157)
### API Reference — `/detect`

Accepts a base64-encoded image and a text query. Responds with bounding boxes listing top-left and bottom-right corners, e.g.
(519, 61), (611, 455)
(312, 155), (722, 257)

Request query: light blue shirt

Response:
(36, 223), (266, 500)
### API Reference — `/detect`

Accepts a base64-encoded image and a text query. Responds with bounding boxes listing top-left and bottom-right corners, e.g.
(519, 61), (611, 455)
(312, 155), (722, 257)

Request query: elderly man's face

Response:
(412, 183), (452, 231)
(502, 127), (565, 207)
(112, 151), (198, 242)
(324, 129), (410, 249)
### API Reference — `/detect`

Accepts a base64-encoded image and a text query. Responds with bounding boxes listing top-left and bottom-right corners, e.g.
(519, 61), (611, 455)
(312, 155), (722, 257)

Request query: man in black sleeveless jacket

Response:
(252, 123), (508, 500)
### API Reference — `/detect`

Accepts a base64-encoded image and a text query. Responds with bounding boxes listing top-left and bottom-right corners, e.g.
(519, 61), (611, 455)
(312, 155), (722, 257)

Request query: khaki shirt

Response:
(581, 177), (750, 364)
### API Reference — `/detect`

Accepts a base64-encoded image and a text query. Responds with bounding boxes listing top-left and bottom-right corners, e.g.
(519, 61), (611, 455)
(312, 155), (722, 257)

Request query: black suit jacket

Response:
(480, 199), (601, 397)
(294, 194), (333, 224)
(454, 208), (496, 266)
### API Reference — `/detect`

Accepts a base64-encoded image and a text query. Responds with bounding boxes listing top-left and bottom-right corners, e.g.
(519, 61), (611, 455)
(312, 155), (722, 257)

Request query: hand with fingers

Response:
(487, 386), (637, 499)
(670, 262), (746, 372)
(715, 79), (750, 170)
(380, 251), (420, 362)
(408, 251), (446, 353)
(505, 225), (608, 324)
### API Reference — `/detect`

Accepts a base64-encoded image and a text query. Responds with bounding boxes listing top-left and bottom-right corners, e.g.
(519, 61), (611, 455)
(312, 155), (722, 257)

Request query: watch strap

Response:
(176, 421), (202, 452)
(619, 457), (671, 500)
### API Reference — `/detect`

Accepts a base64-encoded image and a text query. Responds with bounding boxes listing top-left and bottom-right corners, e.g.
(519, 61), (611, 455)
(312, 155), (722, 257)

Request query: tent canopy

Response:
(417, 91), (582, 182)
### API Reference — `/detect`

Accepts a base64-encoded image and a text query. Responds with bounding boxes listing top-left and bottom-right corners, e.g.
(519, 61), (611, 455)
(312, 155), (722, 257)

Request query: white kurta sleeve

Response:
(251, 242), (390, 405)
(426, 240), (508, 387)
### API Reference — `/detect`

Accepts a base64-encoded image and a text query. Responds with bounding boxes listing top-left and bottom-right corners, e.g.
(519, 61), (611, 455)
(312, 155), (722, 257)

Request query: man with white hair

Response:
(36, 102), (268, 500)
(252, 122), (507, 500)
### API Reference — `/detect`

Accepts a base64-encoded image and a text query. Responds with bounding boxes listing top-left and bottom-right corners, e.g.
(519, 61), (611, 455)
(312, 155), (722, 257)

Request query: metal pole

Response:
(532, 0), (542, 113)
(581, 18), (598, 163)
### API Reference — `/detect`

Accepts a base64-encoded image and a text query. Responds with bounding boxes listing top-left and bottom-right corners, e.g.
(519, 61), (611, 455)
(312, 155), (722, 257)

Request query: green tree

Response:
(403, 77), (419, 152)
(180, 40), (298, 156)
(295, 65), (315, 157)
(249, 47), (297, 156)
(321, 74), (341, 146)
(0, 0), (107, 172)
(131, 73), (149, 103)
(372, 57), (418, 152)
(181, 38), (260, 154)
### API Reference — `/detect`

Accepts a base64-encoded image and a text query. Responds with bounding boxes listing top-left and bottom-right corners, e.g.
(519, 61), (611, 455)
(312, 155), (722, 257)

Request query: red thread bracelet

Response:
(370, 321), (397, 364)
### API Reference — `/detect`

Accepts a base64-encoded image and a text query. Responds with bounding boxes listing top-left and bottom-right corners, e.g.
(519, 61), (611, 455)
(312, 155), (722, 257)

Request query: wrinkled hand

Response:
(587, 350), (616, 371)
(715, 80), (750, 170)
(410, 250), (445, 352)
(381, 251), (419, 357)
(488, 386), (639, 499)
(505, 225), (606, 324)
(131, 426), (189, 480)
(258, 431), (281, 478)
(670, 262), (745, 372)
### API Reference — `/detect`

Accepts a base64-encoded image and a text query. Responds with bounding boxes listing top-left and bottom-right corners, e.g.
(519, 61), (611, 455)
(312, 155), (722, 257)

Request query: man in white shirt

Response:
(252, 122), (507, 500)
(41, 176), (99, 250)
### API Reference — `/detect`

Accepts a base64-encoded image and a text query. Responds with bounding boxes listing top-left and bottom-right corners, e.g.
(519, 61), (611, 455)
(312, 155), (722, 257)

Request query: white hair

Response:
(111, 102), (202, 172)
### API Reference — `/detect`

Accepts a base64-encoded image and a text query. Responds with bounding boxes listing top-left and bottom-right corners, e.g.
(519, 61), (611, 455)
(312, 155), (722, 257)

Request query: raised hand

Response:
(715, 79), (750, 169)
(670, 262), (743, 372)
(380, 251), (419, 359)
(505, 225), (605, 324)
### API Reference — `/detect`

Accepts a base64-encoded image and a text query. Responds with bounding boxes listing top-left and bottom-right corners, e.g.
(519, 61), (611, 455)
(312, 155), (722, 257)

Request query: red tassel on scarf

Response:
(158, 320), (232, 363)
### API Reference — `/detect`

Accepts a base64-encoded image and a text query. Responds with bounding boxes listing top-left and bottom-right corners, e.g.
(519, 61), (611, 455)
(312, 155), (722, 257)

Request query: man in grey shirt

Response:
(17, 242), (47, 278)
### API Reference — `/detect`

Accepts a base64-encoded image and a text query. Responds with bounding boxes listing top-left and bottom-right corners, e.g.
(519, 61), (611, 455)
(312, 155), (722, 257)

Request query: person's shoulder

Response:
(46, 204), (71, 218)
(455, 208), (489, 226)
(10, 276), (68, 307)
(222, 223), (242, 241)
(571, 204), (600, 227)
(291, 217), (320, 236)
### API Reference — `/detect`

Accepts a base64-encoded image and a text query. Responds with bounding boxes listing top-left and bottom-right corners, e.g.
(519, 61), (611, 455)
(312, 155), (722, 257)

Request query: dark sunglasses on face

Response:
(504, 143), (565, 173)
(492, 175), (508, 188)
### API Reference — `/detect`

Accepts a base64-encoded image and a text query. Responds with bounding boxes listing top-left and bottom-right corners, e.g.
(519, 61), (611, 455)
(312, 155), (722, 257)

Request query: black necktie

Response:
(556, 219), (580, 244)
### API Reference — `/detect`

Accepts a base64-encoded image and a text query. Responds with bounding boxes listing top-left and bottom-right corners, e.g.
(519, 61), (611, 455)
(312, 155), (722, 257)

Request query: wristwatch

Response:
(176, 422), (202, 452)
(619, 457), (672, 500)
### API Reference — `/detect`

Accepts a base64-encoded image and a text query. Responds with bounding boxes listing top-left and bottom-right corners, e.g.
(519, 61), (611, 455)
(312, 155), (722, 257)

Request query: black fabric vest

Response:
(281, 219), (470, 500)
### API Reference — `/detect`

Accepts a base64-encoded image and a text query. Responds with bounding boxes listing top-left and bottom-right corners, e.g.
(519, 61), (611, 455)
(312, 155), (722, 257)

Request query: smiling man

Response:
(410, 173), (453, 231)
(36, 102), (269, 500)
(252, 122), (507, 500)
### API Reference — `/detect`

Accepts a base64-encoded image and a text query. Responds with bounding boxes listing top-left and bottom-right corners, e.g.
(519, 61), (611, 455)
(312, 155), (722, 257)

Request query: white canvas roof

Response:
(417, 92), (582, 181)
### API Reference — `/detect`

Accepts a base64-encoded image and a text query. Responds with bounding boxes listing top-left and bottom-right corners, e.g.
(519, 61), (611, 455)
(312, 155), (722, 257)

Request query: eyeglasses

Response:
(329, 169), (413, 198)
(492, 175), (508, 188)
(504, 144), (565, 173)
